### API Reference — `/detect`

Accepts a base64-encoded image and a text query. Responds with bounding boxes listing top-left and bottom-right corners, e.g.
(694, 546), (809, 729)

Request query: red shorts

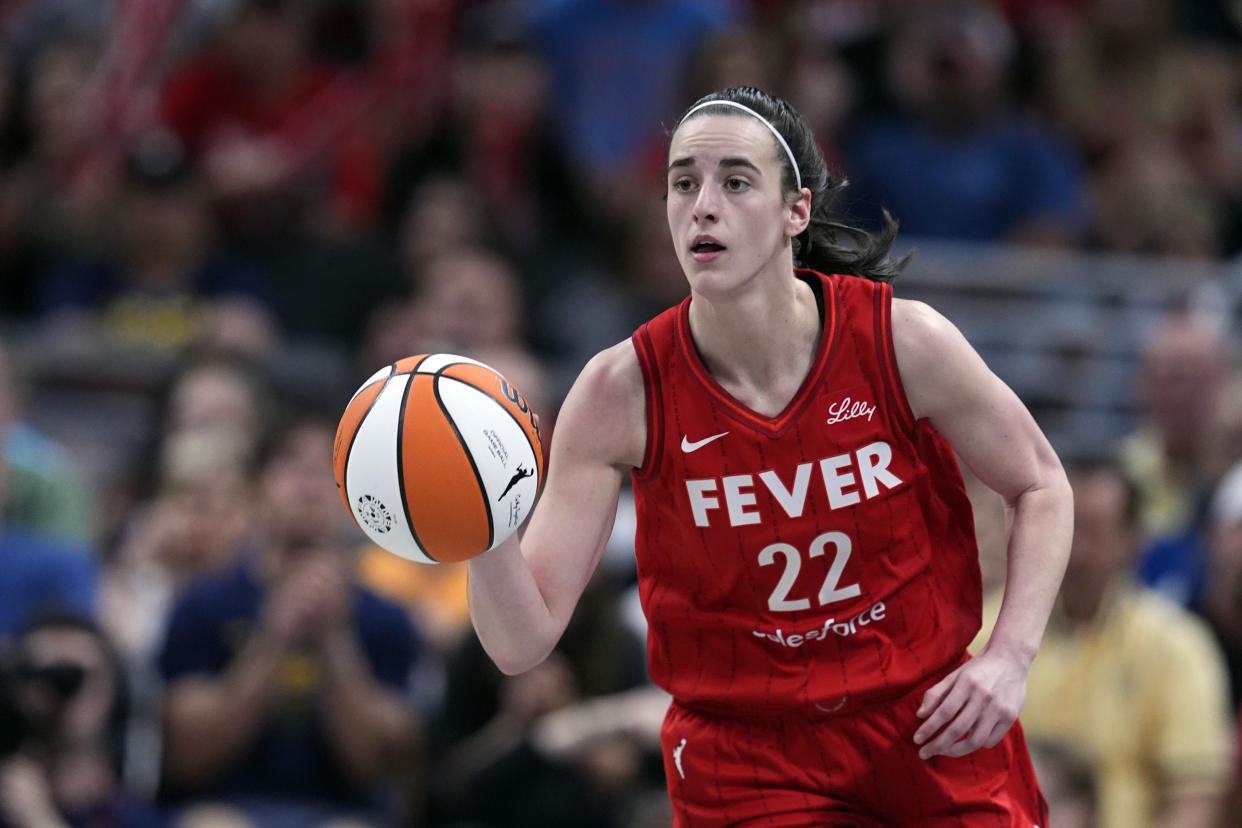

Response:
(660, 664), (1048, 827)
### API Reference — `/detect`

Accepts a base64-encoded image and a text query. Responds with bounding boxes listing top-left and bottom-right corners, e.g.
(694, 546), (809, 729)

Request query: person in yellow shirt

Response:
(975, 459), (1234, 828)
(1119, 313), (1228, 542)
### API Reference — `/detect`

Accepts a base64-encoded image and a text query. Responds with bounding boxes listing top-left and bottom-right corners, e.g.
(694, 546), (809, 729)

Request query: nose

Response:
(693, 186), (718, 224)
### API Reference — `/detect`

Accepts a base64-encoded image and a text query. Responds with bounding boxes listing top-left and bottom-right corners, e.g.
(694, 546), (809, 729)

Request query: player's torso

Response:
(630, 271), (981, 713)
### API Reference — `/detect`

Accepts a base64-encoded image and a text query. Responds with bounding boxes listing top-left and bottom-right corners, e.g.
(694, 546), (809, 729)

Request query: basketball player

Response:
(468, 86), (1073, 825)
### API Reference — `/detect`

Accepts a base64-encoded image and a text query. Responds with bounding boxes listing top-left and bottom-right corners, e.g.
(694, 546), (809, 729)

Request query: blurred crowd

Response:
(0, 0), (1240, 826)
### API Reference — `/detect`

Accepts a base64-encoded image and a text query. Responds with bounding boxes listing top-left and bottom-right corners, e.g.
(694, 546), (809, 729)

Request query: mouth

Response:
(690, 238), (726, 261)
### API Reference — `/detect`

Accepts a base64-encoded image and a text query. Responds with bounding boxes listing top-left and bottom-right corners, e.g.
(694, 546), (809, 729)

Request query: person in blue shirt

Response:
(842, 2), (1087, 245)
(0, 451), (96, 641)
(529, 0), (736, 178)
(157, 413), (422, 826)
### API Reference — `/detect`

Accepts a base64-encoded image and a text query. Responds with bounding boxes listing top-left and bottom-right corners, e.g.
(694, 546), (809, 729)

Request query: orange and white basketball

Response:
(333, 354), (544, 564)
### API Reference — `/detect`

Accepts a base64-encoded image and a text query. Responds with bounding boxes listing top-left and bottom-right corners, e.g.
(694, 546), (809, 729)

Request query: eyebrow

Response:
(667, 156), (763, 175)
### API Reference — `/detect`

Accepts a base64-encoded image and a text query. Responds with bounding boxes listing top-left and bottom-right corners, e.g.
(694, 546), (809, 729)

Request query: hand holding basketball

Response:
(334, 354), (545, 565)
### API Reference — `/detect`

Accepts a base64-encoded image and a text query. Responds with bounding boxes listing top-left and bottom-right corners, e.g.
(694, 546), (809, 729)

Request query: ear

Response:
(786, 188), (811, 238)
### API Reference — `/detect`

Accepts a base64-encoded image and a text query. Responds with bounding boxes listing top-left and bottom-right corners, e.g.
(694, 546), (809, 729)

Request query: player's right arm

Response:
(467, 341), (646, 675)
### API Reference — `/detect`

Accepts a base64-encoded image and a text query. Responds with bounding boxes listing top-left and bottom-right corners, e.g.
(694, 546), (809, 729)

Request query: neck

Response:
(1058, 573), (1120, 627)
(1059, 588), (1104, 627)
(687, 267), (821, 416)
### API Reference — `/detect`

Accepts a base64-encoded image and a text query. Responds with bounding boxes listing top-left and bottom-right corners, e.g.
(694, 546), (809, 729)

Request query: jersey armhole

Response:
(875, 283), (919, 437)
(631, 327), (664, 482)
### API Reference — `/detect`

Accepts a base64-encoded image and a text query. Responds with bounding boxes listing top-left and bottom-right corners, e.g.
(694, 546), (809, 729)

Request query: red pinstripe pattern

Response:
(661, 665), (1048, 825)
(630, 271), (983, 716)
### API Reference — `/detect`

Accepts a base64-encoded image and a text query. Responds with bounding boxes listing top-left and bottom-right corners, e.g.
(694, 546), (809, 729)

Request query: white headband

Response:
(678, 99), (802, 191)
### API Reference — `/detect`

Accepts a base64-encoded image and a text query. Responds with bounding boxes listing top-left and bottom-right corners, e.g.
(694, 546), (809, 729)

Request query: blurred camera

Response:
(0, 653), (86, 758)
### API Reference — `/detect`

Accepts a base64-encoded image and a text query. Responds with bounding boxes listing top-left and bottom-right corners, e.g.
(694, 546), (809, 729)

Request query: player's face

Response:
(666, 114), (805, 295)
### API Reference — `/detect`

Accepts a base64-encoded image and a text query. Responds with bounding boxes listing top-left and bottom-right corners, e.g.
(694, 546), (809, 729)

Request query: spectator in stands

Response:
(86, 351), (274, 597)
(842, 0), (1088, 245)
(357, 246), (551, 654)
(364, 246), (552, 417)
(1137, 312), (1232, 491)
(102, 427), (254, 803)
(0, 614), (163, 828)
(528, 0), (735, 217)
(157, 413), (422, 826)
(1028, 0), (1242, 257)
(157, 0), (382, 241)
(0, 32), (116, 288)
(386, 173), (596, 399)
(362, 173), (494, 369)
(1087, 138), (1223, 259)
(34, 130), (276, 358)
(1124, 311), (1230, 601)
(1142, 370), (1242, 607)
(977, 459), (1233, 828)
(104, 353), (271, 800)
(152, 353), (275, 478)
(384, 3), (593, 269)
(0, 338), (94, 546)
(0, 447), (96, 642)
(104, 428), (252, 669)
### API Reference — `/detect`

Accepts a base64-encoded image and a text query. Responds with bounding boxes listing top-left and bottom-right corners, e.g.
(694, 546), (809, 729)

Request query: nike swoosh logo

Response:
(681, 432), (729, 452)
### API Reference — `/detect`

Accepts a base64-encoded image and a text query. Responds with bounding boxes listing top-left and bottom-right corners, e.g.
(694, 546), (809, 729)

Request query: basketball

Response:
(333, 353), (544, 564)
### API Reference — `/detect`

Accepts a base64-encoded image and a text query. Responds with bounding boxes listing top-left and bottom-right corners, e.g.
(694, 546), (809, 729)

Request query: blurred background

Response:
(0, 0), (1239, 826)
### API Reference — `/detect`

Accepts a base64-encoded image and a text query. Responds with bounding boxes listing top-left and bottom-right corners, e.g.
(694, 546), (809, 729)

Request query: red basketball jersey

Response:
(630, 270), (982, 714)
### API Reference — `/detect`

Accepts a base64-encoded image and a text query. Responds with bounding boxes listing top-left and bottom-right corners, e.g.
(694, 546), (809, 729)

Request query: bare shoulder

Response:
(554, 340), (647, 470)
(575, 339), (645, 404)
(890, 297), (991, 421)
(890, 298), (963, 364)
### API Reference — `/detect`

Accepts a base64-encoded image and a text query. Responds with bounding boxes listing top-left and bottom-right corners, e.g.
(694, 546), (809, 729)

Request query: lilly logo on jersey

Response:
(685, 441), (903, 528)
(826, 396), (876, 425)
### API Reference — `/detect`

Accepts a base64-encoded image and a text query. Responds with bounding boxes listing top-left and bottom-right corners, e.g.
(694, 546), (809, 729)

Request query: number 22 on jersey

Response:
(758, 530), (861, 612)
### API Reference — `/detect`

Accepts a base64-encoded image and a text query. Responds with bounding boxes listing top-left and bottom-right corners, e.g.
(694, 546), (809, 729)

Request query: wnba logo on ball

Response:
(357, 494), (393, 533)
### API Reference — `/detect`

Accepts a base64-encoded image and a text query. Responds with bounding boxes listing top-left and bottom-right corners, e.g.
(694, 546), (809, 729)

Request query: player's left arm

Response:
(891, 298), (1074, 761)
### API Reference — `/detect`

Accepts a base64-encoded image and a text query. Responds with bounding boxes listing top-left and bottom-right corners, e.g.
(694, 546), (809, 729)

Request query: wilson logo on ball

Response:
(333, 354), (545, 565)
(500, 378), (540, 438)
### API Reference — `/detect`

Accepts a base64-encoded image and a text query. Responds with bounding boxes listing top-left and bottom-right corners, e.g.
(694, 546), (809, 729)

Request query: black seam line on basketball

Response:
(433, 376), (495, 551)
(436, 374), (542, 486)
(396, 374), (438, 563)
(342, 362), (396, 509)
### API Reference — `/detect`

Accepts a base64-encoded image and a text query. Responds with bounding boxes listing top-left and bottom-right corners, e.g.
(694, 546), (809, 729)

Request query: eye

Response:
(724, 177), (750, 192)
(671, 177), (697, 193)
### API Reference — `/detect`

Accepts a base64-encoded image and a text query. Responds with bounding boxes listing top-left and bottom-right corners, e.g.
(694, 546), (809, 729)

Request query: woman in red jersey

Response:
(467, 86), (1072, 826)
